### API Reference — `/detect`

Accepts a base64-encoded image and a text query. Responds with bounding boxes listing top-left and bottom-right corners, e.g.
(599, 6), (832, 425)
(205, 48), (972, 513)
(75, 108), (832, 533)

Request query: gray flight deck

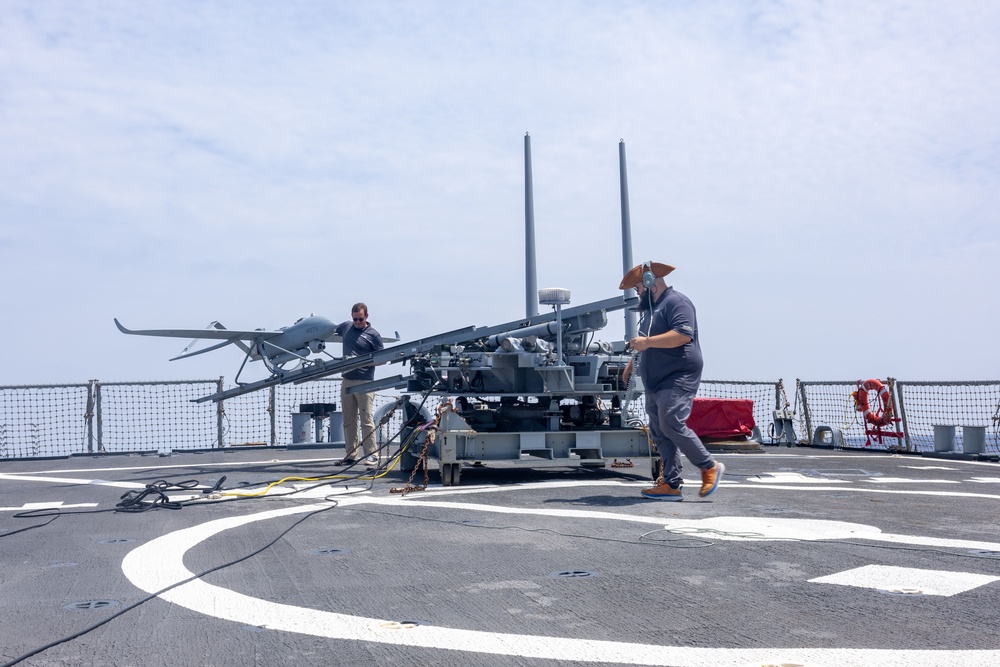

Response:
(2, 445), (999, 667)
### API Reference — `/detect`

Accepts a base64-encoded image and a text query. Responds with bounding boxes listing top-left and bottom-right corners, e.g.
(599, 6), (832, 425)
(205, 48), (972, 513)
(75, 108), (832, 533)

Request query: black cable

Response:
(116, 480), (201, 512)
(339, 505), (713, 548)
(0, 500), (344, 667)
(204, 476), (227, 493)
(0, 393), (440, 664)
(192, 389), (436, 500)
(235, 391), (431, 491)
(0, 511), (59, 537)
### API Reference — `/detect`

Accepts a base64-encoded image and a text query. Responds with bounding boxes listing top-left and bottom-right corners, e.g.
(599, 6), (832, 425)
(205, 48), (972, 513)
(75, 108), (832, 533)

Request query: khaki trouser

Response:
(341, 379), (376, 459)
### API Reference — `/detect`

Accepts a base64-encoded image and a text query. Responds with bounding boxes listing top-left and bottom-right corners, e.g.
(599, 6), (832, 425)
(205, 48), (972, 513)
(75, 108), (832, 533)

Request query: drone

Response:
(114, 315), (398, 385)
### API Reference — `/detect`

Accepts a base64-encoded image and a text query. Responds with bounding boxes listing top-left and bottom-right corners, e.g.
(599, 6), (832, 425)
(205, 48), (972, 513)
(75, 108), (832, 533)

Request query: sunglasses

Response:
(352, 316), (366, 322)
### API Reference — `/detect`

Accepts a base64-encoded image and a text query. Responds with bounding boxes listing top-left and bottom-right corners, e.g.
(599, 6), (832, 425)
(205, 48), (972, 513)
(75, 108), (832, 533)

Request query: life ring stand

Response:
(852, 379), (894, 427)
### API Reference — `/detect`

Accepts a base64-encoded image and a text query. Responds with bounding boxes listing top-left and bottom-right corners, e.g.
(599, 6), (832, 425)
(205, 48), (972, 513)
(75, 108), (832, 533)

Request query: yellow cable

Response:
(221, 422), (425, 497)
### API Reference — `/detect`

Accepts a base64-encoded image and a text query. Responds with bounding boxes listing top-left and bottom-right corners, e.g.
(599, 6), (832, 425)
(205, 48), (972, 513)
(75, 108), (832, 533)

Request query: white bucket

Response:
(932, 425), (955, 452)
(291, 412), (314, 444)
(962, 426), (986, 454)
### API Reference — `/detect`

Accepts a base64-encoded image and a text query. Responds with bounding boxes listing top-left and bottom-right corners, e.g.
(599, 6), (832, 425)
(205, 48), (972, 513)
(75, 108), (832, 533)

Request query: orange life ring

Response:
(852, 379), (893, 427)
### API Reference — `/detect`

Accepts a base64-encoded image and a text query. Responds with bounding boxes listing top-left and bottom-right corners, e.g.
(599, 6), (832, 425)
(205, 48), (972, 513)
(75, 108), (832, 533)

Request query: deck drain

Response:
(64, 600), (120, 611)
(550, 570), (598, 578)
(309, 548), (350, 556)
(98, 538), (135, 545)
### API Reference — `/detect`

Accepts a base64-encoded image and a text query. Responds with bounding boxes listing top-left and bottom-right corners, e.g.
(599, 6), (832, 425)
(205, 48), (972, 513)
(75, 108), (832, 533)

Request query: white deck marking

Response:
(5, 457), (337, 476)
(1, 502), (98, 512)
(809, 565), (1000, 597)
(651, 515), (1000, 550)
(748, 472), (848, 484)
(122, 493), (1000, 667)
(0, 472), (147, 490)
(865, 477), (958, 484)
(386, 478), (646, 498)
(659, 516), (879, 541)
(723, 483), (1000, 500)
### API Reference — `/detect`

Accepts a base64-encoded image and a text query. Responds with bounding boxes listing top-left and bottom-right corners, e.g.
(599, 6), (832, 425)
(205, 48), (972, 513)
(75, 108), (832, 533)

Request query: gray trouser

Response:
(341, 379), (376, 459)
(645, 385), (714, 488)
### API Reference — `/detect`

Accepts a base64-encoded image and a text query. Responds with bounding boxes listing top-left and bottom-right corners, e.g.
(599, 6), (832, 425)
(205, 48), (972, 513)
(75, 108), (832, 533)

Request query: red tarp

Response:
(688, 398), (755, 440)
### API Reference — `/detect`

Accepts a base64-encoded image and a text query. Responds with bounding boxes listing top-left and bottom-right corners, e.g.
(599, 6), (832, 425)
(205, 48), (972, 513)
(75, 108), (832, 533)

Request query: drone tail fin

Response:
(172, 321), (243, 361)
(170, 338), (237, 361)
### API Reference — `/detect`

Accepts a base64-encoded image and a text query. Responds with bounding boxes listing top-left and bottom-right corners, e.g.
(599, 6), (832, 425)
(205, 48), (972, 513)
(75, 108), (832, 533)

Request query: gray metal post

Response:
(85, 379), (96, 454)
(95, 381), (103, 453)
(797, 380), (812, 445)
(555, 304), (564, 365)
(619, 140), (637, 340)
(524, 132), (538, 318)
(269, 385), (277, 446)
(216, 377), (225, 448)
(894, 379), (912, 451)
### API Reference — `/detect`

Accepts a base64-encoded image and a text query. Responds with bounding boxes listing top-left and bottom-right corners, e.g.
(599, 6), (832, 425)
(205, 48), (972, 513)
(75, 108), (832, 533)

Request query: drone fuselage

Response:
(254, 315), (337, 366)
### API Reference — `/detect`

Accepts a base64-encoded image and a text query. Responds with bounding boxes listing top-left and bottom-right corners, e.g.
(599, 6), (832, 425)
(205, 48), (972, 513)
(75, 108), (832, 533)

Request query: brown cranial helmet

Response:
(618, 262), (675, 290)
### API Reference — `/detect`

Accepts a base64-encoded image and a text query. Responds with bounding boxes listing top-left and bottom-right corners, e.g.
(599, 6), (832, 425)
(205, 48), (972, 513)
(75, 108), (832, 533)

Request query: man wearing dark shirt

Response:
(620, 262), (724, 501)
(335, 302), (384, 466)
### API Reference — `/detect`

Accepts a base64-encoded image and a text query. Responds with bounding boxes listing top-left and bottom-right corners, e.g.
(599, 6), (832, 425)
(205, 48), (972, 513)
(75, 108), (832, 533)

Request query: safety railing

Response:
(795, 379), (1000, 455)
(3, 378), (998, 459)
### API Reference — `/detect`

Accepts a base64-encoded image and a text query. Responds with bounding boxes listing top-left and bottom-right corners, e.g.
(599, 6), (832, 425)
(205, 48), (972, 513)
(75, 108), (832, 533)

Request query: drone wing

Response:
(114, 318), (285, 361)
(114, 318), (281, 341)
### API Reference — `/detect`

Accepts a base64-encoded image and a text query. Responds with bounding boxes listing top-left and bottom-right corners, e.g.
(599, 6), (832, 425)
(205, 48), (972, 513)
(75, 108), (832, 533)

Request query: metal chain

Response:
(390, 426), (434, 495)
(390, 400), (450, 495)
(621, 350), (641, 418)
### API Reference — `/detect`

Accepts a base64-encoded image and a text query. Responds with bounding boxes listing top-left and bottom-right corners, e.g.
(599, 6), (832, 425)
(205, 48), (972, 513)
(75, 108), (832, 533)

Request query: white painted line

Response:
(0, 472), (146, 490)
(723, 483), (1000, 501)
(809, 565), (1000, 597)
(400, 479), (645, 498)
(5, 457), (339, 476)
(865, 478), (958, 484)
(649, 516), (1000, 551)
(658, 516), (880, 542)
(748, 472), (848, 484)
(969, 477), (1000, 484)
(0, 503), (98, 512)
(121, 500), (1000, 667)
(727, 454), (1000, 469)
(860, 531), (1000, 552)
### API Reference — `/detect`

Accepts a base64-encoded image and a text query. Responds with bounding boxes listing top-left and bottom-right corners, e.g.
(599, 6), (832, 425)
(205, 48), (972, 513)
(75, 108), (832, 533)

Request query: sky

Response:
(1, 0), (998, 390)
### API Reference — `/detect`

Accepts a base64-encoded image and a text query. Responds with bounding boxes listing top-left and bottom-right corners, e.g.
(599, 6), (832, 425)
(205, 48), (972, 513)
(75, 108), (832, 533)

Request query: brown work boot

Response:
(699, 461), (725, 497)
(641, 481), (683, 501)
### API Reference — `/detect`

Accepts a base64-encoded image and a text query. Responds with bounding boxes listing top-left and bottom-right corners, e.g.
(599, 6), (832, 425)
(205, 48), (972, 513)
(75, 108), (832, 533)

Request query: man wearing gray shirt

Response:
(620, 262), (724, 501)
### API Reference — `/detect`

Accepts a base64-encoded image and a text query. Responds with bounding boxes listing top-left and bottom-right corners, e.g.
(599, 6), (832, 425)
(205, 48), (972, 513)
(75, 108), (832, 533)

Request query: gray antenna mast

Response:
(524, 132), (538, 318)
(619, 139), (636, 340)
